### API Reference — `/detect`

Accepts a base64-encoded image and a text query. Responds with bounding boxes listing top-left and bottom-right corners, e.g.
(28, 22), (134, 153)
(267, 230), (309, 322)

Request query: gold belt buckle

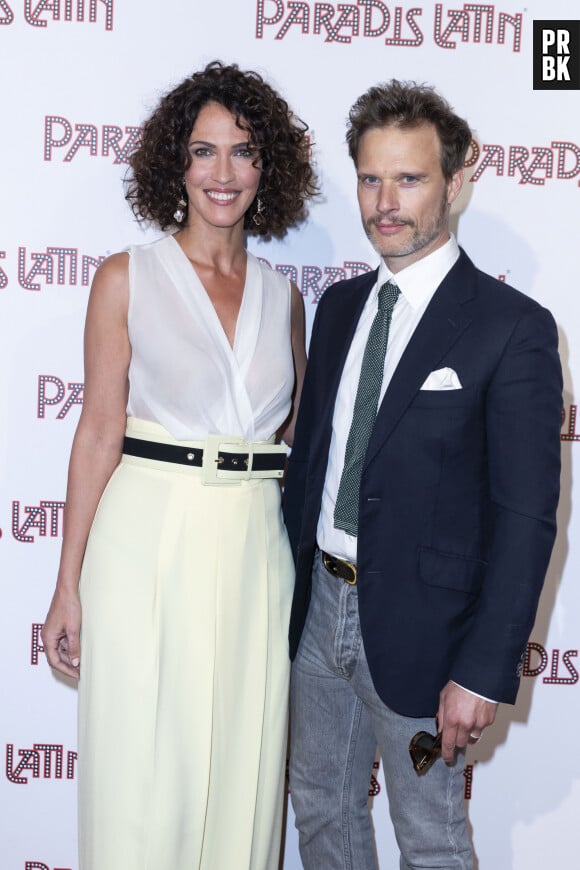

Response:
(322, 551), (357, 585)
(342, 559), (357, 585)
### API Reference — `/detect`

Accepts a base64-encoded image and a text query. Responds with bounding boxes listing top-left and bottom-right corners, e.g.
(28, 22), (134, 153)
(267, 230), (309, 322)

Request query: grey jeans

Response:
(289, 552), (473, 870)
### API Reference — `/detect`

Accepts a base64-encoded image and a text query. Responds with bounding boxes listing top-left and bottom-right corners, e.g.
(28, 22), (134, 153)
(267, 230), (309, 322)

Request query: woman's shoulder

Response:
(125, 233), (174, 260)
(86, 252), (130, 323)
(248, 251), (290, 295)
(94, 251), (129, 286)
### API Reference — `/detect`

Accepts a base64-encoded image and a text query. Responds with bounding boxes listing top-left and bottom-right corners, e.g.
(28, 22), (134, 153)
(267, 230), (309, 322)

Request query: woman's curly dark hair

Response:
(125, 61), (317, 237)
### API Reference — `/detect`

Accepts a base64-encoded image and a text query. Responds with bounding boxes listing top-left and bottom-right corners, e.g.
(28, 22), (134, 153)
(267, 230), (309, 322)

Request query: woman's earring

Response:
(174, 191), (187, 224)
(252, 196), (265, 227)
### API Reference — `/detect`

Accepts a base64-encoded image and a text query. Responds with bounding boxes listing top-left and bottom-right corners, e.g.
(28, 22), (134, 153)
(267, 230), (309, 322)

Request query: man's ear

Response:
(447, 169), (464, 205)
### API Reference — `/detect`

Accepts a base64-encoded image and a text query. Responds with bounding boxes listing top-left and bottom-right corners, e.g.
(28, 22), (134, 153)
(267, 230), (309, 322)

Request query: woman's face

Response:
(183, 101), (262, 232)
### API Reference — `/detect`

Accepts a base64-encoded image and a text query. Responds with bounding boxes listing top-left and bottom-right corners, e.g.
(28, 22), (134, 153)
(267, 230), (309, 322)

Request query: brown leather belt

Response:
(321, 550), (357, 585)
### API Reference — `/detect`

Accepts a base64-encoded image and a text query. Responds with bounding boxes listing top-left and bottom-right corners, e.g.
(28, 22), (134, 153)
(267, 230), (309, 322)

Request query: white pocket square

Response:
(420, 367), (462, 391)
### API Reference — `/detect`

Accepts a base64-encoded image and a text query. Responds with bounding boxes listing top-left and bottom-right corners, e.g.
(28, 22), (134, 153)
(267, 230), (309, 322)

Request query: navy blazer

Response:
(283, 249), (562, 717)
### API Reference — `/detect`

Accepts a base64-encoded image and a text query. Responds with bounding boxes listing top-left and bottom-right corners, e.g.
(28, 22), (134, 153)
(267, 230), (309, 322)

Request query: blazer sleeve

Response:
(283, 294), (328, 560)
(449, 305), (562, 703)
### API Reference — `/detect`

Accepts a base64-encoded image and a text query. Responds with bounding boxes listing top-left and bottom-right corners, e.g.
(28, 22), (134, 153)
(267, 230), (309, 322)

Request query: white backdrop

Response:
(1, 2), (579, 868)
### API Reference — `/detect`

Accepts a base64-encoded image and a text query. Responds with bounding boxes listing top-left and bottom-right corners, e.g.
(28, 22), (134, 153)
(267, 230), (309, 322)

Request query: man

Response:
(283, 80), (562, 869)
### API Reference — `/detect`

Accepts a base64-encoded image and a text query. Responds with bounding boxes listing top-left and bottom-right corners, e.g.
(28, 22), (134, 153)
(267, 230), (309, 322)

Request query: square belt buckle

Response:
(201, 434), (247, 485)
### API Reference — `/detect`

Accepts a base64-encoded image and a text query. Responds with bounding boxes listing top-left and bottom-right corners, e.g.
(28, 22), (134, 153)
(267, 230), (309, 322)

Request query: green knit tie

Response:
(333, 281), (400, 537)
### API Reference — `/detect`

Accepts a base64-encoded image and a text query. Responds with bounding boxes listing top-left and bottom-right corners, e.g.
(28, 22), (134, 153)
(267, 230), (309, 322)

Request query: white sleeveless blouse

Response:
(126, 235), (294, 441)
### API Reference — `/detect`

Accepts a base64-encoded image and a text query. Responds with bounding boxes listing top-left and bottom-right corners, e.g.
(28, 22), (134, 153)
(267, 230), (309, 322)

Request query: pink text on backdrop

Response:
(44, 116), (140, 163)
(38, 376), (84, 419)
(12, 501), (65, 542)
(18, 246), (104, 290)
(256, 258), (372, 301)
(256, 1), (521, 51)
(468, 139), (580, 185)
(0, 0), (113, 29)
(0, 250), (7, 289)
(6, 744), (77, 784)
(561, 404), (580, 442)
(25, 863), (72, 870)
(523, 642), (579, 685)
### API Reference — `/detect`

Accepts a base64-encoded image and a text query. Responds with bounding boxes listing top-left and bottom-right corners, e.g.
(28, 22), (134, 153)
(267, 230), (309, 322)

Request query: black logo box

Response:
(533, 20), (580, 90)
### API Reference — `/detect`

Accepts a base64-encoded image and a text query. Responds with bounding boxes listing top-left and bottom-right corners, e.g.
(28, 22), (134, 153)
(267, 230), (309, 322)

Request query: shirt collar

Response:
(376, 235), (460, 311)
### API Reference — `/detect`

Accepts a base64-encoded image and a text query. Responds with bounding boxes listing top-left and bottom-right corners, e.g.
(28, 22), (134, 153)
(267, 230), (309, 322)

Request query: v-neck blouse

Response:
(125, 235), (294, 441)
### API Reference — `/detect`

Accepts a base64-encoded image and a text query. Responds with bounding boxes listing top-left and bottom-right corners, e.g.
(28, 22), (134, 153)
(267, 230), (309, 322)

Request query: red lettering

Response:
(38, 375), (65, 418)
(255, 0), (284, 38)
(561, 404), (580, 442)
(31, 623), (44, 665)
(497, 10), (521, 52)
(470, 144), (505, 182)
(277, 1), (310, 39)
(434, 4), (469, 50)
(0, 250), (7, 289)
(543, 649), (579, 685)
(0, 0), (14, 24)
(385, 6), (423, 46)
(360, 0), (389, 37)
(463, 763), (474, 799)
(44, 115), (72, 160)
(522, 641), (548, 677)
(552, 140), (580, 181)
(6, 744), (40, 783)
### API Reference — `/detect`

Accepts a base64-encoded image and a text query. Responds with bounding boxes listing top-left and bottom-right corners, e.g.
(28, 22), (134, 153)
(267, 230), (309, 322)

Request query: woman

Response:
(42, 61), (316, 869)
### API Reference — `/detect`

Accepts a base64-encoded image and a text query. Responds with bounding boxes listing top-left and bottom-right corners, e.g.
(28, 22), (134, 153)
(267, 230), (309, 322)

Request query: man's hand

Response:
(436, 681), (497, 763)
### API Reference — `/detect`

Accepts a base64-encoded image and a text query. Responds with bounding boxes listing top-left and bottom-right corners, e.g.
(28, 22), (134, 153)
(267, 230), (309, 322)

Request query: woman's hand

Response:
(42, 587), (82, 680)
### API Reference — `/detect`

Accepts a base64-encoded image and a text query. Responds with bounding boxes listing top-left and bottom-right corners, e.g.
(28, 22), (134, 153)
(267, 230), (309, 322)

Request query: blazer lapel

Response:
(365, 251), (477, 467)
(318, 269), (378, 424)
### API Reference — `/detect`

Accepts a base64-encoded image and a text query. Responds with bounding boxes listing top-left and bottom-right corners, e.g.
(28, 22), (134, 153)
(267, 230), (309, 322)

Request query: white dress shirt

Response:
(317, 235), (460, 562)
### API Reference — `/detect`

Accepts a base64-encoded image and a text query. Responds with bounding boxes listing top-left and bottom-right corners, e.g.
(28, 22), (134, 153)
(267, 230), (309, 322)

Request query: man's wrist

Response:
(451, 680), (498, 704)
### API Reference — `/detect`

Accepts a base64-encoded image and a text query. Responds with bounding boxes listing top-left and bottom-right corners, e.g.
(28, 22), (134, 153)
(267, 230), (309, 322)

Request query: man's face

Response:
(356, 121), (463, 273)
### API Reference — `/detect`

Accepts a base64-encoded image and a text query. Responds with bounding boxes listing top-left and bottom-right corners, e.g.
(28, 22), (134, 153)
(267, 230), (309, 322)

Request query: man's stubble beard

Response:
(363, 192), (450, 261)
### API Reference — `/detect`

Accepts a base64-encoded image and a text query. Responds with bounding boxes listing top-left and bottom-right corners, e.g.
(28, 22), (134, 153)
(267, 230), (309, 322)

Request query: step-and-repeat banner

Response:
(1, 2), (578, 868)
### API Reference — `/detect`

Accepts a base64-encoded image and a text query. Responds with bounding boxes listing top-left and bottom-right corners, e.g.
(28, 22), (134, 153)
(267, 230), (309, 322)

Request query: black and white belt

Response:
(123, 434), (286, 485)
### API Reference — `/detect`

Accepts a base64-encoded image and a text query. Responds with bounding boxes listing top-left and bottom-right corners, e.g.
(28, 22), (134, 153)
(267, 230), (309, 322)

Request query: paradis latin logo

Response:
(0, 0), (113, 29)
(24, 863), (73, 870)
(6, 743), (77, 783)
(0, 245), (104, 291)
(256, 1), (522, 51)
(561, 404), (580, 442)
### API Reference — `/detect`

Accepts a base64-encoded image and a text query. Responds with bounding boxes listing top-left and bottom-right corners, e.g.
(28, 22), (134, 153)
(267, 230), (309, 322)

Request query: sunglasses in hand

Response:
(409, 729), (442, 774)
